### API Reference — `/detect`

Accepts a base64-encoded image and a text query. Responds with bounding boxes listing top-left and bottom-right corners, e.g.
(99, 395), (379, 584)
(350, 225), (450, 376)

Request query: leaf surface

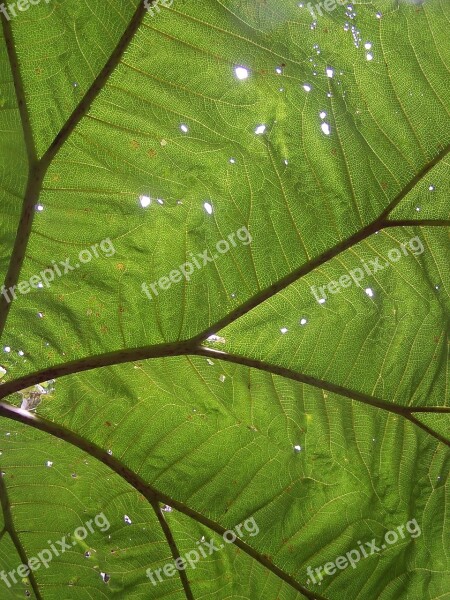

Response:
(0, 1), (449, 599)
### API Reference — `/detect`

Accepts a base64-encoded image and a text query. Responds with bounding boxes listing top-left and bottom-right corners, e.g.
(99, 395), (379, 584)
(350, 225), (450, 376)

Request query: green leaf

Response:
(0, 0), (448, 599)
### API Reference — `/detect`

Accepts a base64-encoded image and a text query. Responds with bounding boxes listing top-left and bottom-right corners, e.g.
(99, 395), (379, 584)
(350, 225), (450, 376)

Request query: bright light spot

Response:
(376, 11), (382, 18)
(428, 184), (435, 191)
(37, 312), (44, 318)
(255, 124), (266, 134)
(284, 159), (289, 165)
(416, 206), (421, 211)
(235, 66), (249, 80)
(326, 67), (334, 78)
(321, 122), (331, 135)
(364, 42), (372, 49)
(4, 347), (10, 353)
(204, 202), (213, 214)
(280, 327), (288, 334)
(302, 83), (312, 92)
(275, 66), (282, 74)
(46, 461), (53, 467)
(18, 350), (24, 356)
(124, 515), (132, 525)
(36, 204), (44, 212)
(180, 124), (189, 133)
(206, 334), (225, 344)
(294, 445), (302, 452)
(318, 298), (326, 304)
(366, 52), (373, 61)
(157, 198), (164, 205)
(300, 318), (307, 325)
(139, 195), (151, 208)
(229, 158), (236, 163)
(219, 374), (226, 382)
(365, 288), (374, 297)
(319, 111), (327, 119)
(38, 282), (43, 288)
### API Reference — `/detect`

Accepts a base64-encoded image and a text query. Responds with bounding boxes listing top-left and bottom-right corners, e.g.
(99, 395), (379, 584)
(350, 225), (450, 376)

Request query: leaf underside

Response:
(0, 1), (449, 599)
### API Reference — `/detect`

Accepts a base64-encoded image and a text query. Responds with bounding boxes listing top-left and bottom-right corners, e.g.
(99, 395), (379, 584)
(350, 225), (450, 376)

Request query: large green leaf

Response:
(0, 0), (448, 598)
